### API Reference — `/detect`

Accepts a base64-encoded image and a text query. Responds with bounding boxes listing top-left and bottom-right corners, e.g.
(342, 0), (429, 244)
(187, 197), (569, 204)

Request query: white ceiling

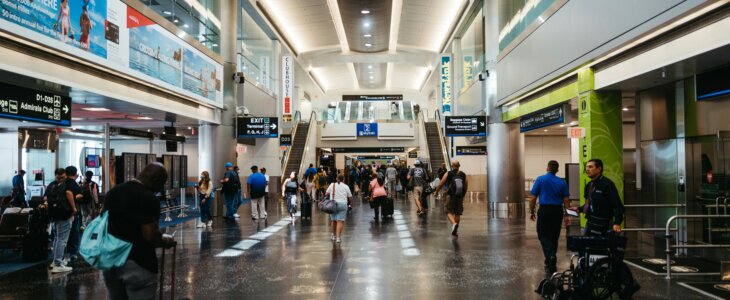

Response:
(258, 0), (468, 95)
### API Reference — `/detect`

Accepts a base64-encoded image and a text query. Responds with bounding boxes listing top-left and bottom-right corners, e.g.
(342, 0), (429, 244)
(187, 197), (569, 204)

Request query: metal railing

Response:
(296, 111), (318, 180)
(697, 195), (729, 243)
(280, 111), (302, 182)
(621, 204), (686, 232)
(433, 110), (452, 171)
(664, 214), (730, 279)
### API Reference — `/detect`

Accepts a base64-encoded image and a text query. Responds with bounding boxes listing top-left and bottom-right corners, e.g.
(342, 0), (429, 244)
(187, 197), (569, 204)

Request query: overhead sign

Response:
(456, 146), (487, 156)
(568, 127), (586, 139)
(520, 105), (565, 132)
(237, 117), (278, 138)
(279, 134), (292, 146)
(116, 127), (154, 139)
(159, 134), (186, 143)
(0, 0), (224, 107)
(356, 123), (378, 136)
(342, 95), (403, 101)
(0, 82), (71, 126)
(332, 147), (404, 153)
(408, 152), (418, 158)
(282, 56), (293, 118)
(441, 54), (452, 115)
(445, 116), (487, 136)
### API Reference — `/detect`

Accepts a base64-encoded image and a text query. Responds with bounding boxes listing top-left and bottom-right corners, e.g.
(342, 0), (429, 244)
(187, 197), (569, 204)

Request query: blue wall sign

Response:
(357, 123), (378, 136)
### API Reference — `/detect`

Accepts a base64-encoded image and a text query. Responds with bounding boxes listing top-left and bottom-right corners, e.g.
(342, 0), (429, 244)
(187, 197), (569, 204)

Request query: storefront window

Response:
(140, 0), (221, 53)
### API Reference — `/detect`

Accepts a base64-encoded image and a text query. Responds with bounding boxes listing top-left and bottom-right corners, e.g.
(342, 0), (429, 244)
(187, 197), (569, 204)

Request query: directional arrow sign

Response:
(0, 82), (72, 126)
(445, 116), (486, 136)
(237, 117), (279, 138)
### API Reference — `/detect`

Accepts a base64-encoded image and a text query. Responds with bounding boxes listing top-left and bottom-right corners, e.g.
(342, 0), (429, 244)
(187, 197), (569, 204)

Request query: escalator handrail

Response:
(280, 111), (303, 182)
(433, 110), (452, 172)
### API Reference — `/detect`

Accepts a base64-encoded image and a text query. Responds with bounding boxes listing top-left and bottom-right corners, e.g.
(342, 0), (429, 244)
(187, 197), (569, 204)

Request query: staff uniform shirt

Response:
(247, 172), (267, 199)
(583, 176), (625, 225)
(531, 172), (570, 206)
(105, 180), (161, 273)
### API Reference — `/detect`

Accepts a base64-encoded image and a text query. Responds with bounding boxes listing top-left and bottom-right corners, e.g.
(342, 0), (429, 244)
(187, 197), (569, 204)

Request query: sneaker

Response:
(50, 265), (72, 273)
(233, 213), (240, 218)
(330, 234), (336, 241)
(335, 237), (342, 243)
(197, 223), (206, 228)
(451, 224), (459, 236)
(206, 221), (212, 227)
(252, 216), (258, 220)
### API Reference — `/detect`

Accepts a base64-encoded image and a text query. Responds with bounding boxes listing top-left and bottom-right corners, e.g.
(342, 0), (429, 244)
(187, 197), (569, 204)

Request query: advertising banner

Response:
(282, 56), (293, 118)
(0, 0), (223, 107)
(440, 54), (452, 115)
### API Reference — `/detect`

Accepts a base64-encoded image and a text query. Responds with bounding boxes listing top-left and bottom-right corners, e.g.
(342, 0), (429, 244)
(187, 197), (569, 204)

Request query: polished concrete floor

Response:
(0, 192), (713, 299)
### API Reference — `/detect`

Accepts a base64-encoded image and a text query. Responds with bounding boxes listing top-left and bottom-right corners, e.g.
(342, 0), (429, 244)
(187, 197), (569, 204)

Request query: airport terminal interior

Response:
(1, 0), (730, 299)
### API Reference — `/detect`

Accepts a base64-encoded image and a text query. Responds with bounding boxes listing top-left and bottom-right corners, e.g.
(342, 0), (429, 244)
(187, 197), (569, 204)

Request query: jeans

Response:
(223, 192), (236, 219)
(200, 194), (213, 223)
(103, 259), (157, 300)
(52, 217), (73, 267)
(234, 189), (242, 212)
(251, 197), (266, 219)
(67, 210), (83, 256)
(537, 205), (564, 271)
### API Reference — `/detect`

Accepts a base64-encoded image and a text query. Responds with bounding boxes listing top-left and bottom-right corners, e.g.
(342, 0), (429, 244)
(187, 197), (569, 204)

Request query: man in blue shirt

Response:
(11, 170), (26, 207)
(528, 160), (571, 277)
(246, 165), (268, 220)
(220, 162), (240, 222)
(303, 164), (317, 179)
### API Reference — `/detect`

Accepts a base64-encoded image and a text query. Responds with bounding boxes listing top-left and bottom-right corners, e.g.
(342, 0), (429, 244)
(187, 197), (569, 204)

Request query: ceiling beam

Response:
(302, 51), (437, 67)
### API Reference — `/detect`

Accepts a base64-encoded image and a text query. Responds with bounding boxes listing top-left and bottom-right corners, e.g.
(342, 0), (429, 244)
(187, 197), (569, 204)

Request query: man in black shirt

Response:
(64, 166), (84, 262)
(573, 159), (625, 236)
(103, 163), (176, 299)
(45, 168), (76, 273)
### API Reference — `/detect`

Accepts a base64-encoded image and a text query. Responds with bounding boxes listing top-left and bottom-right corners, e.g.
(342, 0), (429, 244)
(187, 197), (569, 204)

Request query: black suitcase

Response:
(383, 198), (394, 218)
(301, 193), (312, 219)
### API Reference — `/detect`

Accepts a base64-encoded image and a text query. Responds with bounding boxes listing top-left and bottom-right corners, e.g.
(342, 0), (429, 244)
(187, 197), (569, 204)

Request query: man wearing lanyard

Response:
(572, 159), (625, 236)
(529, 160), (571, 277)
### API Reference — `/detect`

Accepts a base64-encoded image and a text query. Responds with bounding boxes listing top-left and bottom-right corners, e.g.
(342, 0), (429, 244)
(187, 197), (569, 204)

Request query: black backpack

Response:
(47, 181), (73, 220)
(318, 174), (327, 186)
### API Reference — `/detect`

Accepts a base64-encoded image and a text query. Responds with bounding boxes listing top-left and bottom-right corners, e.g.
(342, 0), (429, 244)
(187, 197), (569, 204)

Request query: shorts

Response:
(445, 195), (464, 215)
(330, 201), (348, 221)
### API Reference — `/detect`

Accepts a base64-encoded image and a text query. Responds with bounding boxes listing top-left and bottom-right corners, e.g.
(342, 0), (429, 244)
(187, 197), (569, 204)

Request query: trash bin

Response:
(212, 188), (223, 217)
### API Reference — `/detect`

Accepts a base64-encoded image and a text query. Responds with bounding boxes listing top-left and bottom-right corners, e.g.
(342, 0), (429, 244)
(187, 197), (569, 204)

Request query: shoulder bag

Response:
(79, 211), (132, 270)
(319, 183), (338, 214)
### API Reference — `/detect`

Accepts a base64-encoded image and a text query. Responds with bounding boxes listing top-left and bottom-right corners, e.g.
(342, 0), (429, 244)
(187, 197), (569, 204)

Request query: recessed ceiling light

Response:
(622, 107), (629, 111)
(368, 65), (373, 69)
(364, 22), (370, 27)
(363, 34), (372, 37)
(147, 129), (151, 132)
(570, 121), (577, 125)
(162, 10), (172, 15)
(71, 117), (83, 121)
(173, 19), (179, 23)
(187, 126), (192, 130)
(135, 116), (153, 120)
(82, 107), (110, 111)
(559, 124), (565, 127)
(361, 10), (370, 14)
(183, 23), (189, 28)
(365, 43), (372, 47)
(544, 129), (548, 132)
(212, 43), (218, 47)
(369, 76), (373, 79)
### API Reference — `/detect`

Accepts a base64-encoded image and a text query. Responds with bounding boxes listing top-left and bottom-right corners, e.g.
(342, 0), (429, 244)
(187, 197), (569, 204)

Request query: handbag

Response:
(318, 183), (338, 214)
(79, 211), (132, 271)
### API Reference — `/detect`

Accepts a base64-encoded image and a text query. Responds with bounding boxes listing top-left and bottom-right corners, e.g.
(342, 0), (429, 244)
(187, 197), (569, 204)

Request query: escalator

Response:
(282, 122), (310, 180)
(424, 121), (447, 172)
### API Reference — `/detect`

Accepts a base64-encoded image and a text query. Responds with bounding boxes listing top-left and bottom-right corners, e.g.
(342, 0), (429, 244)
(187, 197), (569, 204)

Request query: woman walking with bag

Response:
(370, 172), (387, 221)
(197, 171), (213, 228)
(282, 172), (302, 221)
(325, 174), (352, 243)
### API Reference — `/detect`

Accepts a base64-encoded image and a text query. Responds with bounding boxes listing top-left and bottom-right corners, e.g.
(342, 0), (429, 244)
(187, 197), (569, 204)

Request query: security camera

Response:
(236, 106), (250, 116)
(232, 72), (245, 84)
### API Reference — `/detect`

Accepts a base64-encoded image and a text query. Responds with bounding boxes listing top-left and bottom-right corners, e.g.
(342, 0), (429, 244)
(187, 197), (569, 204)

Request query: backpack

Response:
(80, 211), (132, 271)
(47, 181), (73, 220)
(318, 174), (327, 186)
(447, 171), (465, 197)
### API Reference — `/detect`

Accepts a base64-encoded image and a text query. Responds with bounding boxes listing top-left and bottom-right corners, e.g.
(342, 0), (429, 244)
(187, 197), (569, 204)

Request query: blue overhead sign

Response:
(356, 123), (378, 137)
(0, 82), (72, 126)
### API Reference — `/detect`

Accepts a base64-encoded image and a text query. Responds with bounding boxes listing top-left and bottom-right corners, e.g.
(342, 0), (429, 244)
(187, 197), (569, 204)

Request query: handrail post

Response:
(665, 215), (678, 279)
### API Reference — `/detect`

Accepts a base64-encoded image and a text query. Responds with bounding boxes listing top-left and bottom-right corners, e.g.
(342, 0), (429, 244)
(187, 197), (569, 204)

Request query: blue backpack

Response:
(80, 211), (132, 270)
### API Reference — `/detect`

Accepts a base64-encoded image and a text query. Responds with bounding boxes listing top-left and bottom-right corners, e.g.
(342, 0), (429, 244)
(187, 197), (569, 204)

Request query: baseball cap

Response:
(250, 165), (258, 170)
(414, 160), (421, 165)
(224, 162), (233, 168)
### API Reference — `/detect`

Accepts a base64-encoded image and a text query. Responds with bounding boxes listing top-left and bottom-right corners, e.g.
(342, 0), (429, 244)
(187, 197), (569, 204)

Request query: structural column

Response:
(485, 0), (524, 212)
(577, 68), (623, 226)
(199, 0), (238, 184)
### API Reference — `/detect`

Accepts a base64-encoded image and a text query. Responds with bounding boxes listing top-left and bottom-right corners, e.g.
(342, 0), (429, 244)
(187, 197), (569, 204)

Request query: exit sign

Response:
(568, 127), (585, 139)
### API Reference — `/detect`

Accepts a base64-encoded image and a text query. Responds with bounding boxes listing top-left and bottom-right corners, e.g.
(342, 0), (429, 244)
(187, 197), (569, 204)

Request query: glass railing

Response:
(322, 101), (416, 123)
(139, 0), (221, 53)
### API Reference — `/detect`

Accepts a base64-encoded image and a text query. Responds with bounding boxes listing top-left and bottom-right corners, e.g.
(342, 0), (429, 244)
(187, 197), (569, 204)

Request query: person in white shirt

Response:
(325, 174), (353, 243)
(261, 168), (270, 202)
(386, 164), (398, 198)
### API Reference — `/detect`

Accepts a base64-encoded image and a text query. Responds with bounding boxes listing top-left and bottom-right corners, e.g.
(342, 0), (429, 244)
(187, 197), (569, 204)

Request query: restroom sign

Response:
(568, 127), (586, 139)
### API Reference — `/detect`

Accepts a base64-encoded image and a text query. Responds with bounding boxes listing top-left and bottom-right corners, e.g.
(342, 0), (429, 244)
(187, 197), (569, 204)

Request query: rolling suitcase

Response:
(383, 198), (394, 218)
(301, 193), (312, 219)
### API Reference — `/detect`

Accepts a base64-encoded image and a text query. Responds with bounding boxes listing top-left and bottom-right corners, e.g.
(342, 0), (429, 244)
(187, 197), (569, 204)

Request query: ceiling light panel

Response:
(398, 0), (466, 51)
(355, 63), (387, 90)
(337, 0), (391, 53)
(263, 0), (340, 53)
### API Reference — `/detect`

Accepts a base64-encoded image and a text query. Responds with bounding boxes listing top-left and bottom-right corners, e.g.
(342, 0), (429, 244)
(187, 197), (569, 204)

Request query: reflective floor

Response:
(0, 192), (711, 299)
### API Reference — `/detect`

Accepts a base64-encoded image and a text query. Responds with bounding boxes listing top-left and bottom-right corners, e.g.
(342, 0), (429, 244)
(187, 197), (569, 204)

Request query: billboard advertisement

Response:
(0, 0), (223, 107)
